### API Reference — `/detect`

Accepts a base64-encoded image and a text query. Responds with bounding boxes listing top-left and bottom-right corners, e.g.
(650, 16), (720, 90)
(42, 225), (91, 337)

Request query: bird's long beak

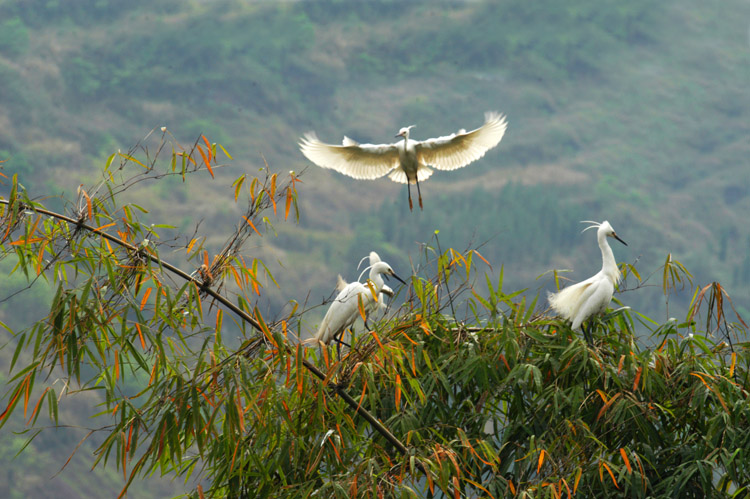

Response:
(390, 272), (407, 285)
(613, 233), (627, 246)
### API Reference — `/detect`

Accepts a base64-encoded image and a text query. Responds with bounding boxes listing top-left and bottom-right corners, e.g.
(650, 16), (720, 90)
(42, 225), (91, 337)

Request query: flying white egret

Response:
(299, 112), (508, 210)
(548, 220), (627, 344)
(314, 261), (405, 350)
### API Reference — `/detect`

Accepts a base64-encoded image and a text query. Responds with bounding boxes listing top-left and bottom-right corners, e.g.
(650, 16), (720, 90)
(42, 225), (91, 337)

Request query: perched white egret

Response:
(299, 112), (508, 210)
(548, 220), (627, 343)
(314, 261), (405, 348)
(337, 252), (395, 315)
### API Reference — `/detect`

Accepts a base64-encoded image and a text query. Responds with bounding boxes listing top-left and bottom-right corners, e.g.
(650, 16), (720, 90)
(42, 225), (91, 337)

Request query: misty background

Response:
(0, 0), (748, 496)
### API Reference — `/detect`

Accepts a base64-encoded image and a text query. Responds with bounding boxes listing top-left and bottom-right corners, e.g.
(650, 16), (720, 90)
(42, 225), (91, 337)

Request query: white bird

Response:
(336, 251), (394, 317)
(299, 112), (508, 210)
(314, 260), (405, 348)
(548, 220), (627, 343)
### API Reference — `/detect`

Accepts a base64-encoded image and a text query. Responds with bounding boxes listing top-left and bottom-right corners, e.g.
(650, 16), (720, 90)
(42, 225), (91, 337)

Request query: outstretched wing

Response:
(415, 112), (507, 171)
(299, 133), (400, 180)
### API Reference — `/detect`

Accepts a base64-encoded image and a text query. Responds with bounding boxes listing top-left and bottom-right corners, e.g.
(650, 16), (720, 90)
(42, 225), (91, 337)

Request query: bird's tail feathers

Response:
(548, 281), (591, 319)
(302, 337), (323, 347)
(335, 274), (347, 292)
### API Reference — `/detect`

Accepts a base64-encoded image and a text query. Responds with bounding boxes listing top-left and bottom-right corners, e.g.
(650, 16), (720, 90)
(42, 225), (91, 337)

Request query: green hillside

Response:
(1, 0), (749, 495)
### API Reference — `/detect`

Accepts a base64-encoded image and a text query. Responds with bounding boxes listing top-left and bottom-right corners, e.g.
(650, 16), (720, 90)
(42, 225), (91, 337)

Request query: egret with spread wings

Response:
(299, 112), (508, 210)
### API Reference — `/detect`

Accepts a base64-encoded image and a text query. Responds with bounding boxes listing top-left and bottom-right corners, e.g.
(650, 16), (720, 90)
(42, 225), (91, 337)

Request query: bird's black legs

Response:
(334, 331), (351, 359)
(407, 184), (413, 211)
(415, 178), (423, 210)
(582, 322), (593, 346)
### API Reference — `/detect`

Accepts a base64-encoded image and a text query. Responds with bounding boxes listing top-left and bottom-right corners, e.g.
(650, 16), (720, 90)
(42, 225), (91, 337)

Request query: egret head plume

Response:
(580, 220), (602, 233)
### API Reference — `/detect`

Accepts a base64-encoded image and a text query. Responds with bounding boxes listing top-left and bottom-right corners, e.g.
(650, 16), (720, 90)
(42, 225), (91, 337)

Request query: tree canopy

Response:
(1, 133), (749, 498)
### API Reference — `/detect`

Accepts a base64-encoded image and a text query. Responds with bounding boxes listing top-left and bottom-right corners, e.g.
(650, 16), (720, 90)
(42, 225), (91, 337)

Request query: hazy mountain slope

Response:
(0, 1), (748, 494)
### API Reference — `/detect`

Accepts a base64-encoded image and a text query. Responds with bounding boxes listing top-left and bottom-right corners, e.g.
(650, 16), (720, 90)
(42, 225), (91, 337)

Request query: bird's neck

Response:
(598, 234), (620, 284)
(368, 271), (384, 293)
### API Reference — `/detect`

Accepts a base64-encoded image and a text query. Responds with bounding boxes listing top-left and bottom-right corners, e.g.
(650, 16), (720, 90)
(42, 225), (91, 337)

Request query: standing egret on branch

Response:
(299, 112), (508, 210)
(548, 220), (627, 344)
(312, 260), (405, 354)
(337, 251), (395, 317)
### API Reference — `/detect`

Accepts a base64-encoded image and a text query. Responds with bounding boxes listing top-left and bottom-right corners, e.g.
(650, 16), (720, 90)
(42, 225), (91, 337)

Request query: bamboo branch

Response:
(0, 198), (411, 457)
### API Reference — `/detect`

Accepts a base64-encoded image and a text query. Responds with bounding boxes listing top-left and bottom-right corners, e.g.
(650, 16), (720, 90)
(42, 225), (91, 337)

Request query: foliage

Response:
(2, 139), (750, 498)
(0, 18), (29, 57)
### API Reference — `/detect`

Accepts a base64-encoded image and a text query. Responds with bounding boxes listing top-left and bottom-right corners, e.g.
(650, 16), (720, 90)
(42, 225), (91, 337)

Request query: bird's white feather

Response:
(548, 220), (626, 332)
(416, 112), (507, 171)
(299, 133), (399, 180)
(388, 164), (433, 184)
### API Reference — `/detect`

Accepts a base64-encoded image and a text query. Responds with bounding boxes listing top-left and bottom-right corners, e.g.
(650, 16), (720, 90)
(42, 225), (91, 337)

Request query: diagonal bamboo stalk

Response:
(0, 199), (409, 455)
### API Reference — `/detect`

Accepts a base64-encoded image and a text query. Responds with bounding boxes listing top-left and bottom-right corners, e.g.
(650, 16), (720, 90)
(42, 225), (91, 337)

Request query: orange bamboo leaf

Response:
(620, 448), (632, 474)
(230, 438), (241, 472)
(356, 379), (367, 412)
(285, 188), (293, 220)
(601, 461), (619, 488)
(22, 374), (31, 418)
(93, 222), (116, 233)
(114, 350), (120, 382)
(371, 331), (385, 351)
(633, 366), (642, 391)
(268, 188), (277, 214)
(395, 374), (402, 410)
(595, 389), (608, 403)
(27, 387), (50, 425)
(597, 392), (621, 422)
(573, 468), (582, 494)
(197, 145), (213, 178)
(148, 359), (158, 386)
(561, 478), (571, 499)
(242, 215), (262, 236)
(537, 449), (546, 473)
(358, 295), (367, 322)
(472, 249), (492, 269)
(730, 352), (736, 377)
(453, 476), (460, 499)
(499, 354), (510, 371)
(509, 479), (516, 494)
(10, 237), (43, 246)
(36, 239), (48, 276)
(140, 288), (152, 310)
(201, 135), (212, 163)
(135, 323), (146, 349)
(79, 186), (93, 220)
